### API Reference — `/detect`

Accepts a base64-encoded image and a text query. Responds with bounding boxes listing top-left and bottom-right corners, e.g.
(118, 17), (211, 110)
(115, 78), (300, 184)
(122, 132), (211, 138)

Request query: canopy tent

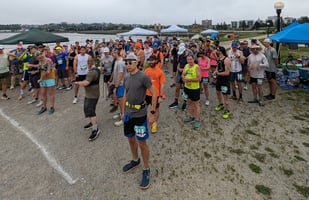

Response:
(282, 22), (299, 31)
(191, 34), (203, 40)
(201, 29), (219, 35)
(161, 24), (188, 33)
(118, 27), (158, 36)
(0, 29), (69, 45)
(270, 23), (309, 43)
(210, 33), (219, 40)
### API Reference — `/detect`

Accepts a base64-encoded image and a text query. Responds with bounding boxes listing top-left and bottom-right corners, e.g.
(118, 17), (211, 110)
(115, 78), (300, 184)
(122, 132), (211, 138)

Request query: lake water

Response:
(0, 32), (147, 51)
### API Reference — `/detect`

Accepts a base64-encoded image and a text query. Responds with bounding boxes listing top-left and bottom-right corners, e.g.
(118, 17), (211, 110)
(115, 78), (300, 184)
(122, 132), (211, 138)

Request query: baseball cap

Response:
(135, 42), (142, 49)
(231, 41), (238, 48)
(264, 38), (272, 43)
(124, 54), (137, 61)
(103, 47), (110, 53)
(178, 46), (186, 55)
(147, 55), (157, 61)
(55, 46), (62, 50)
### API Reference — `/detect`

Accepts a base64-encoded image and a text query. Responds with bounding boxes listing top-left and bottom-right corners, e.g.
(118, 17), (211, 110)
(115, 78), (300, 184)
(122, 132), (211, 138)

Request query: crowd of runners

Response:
(0, 35), (279, 190)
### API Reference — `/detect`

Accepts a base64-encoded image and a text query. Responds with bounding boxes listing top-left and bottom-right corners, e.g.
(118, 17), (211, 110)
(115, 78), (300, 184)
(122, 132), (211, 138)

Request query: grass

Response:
(294, 184), (309, 198)
(294, 155), (307, 162)
(255, 185), (272, 196)
(280, 167), (293, 177)
(299, 128), (309, 135)
(249, 164), (262, 174)
(253, 153), (267, 163)
(303, 142), (309, 147)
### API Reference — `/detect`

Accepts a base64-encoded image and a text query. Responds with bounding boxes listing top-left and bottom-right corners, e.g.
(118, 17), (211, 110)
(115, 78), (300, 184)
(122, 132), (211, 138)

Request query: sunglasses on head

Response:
(125, 61), (137, 65)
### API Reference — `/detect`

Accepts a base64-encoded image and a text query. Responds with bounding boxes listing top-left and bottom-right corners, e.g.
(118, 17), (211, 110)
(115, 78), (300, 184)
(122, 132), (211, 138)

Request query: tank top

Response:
(77, 54), (89, 75)
(198, 57), (209, 78)
(228, 49), (242, 72)
(210, 52), (217, 66)
(0, 54), (9, 74)
(217, 57), (229, 82)
(184, 64), (200, 90)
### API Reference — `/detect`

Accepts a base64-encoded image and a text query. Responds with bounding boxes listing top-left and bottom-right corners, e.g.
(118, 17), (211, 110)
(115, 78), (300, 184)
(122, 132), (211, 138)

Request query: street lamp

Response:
(266, 22), (270, 37)
(274, 1), (285, 61)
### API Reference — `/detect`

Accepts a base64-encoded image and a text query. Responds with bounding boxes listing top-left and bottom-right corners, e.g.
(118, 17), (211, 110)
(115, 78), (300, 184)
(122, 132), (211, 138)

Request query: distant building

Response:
(154, 23), (162, 31)
(283, 17), (297, 24)
(231, 20), (254, 29)
(202, 19), (212, 28)
(267, 16), (277, 25)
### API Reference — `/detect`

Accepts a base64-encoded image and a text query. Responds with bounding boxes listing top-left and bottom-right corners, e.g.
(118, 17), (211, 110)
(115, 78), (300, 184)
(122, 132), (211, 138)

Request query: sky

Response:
(1, 0), (308, 25)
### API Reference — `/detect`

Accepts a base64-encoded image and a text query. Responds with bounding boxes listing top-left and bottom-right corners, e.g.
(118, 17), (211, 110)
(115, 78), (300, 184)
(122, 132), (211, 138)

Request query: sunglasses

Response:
(125, 61), (137, 65)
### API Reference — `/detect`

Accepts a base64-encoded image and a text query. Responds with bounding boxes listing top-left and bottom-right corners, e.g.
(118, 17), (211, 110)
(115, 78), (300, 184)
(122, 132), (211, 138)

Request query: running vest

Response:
(77, 54), (89, 75)
(217, 57), (230, 82)
(88, 68), (101, 86)
(184, 64), (200, 90)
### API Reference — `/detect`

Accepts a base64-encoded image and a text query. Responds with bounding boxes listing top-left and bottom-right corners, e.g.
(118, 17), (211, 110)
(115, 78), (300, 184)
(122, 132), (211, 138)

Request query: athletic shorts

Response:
(124, 114), (149, 141)
(40, 79), (56, 88)
(0, 72), (9, 79)
(242, 65), (248, 74)
(103, 74), (111, 83)
(184, 87), (200, 101)
(9, 62), (23, 75)
(57, 69), (69, 79)
(172, 61), (178, 73)
(230, 71), (243, 82)
(265, 71), (276, 80)
(176, 72), (183, 84)
(84, 98), (98, 118)
(250, 77), (264, 85)
(76, 75), (87, 82)
(216, 79), (231, 95)
(145, 95), (160, 109)
(201, 77), (210, 84)
(116, 86), (125, 98)
(22, 70), (30, 81)
(29, 73), (41, 89)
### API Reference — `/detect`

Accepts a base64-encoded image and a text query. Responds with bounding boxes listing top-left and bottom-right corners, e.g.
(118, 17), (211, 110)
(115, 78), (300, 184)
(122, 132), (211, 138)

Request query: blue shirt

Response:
(55, 52), (68, 70)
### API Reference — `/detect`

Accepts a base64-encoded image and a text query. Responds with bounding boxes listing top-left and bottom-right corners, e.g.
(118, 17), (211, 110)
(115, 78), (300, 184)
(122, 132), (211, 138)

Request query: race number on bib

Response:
(134, 125), (147, 138)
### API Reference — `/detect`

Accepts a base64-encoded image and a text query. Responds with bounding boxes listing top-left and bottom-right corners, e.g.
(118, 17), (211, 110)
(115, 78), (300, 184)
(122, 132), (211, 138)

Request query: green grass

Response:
(249, 164), (262, 174)
(299, 128), (309, 135)
(303, 142), (309, 147)
(253, 153), (267, 163)
(280, 167), (293, 177)
(294, 184), (309, 198)
(255, 185), (272, 196)
(295, 155), (307, 162)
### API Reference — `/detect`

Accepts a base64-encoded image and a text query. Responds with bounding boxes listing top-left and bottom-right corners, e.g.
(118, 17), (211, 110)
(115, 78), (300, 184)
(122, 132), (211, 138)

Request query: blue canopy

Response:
(270, 23), (309, 44)
(282, 22), (299, 31)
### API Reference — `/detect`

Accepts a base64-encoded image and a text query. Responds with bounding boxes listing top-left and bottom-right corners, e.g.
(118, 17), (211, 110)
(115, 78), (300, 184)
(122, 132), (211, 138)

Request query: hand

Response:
(37, 79), (42, 83)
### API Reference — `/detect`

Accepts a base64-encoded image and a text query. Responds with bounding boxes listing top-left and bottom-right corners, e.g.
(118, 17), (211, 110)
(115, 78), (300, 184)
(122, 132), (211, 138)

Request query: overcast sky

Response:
(1, 0), (308, 25)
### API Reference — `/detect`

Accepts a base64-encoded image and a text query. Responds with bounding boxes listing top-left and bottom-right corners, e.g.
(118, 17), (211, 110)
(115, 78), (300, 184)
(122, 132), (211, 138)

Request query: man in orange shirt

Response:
(144, 55), (166, 133)
(151, 44), (164, 69)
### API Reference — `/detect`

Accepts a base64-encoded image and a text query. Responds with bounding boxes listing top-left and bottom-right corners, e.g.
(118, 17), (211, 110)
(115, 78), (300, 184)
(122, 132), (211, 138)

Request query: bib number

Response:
(237, 73), (243, 81)
(257, 78), (263, 85)
(80, 65), (87, 70)
(57, 58), (63, 65)
(221, 86), (228, 94)
(134, 125), (147, 138)
(202, 78), (209, 83)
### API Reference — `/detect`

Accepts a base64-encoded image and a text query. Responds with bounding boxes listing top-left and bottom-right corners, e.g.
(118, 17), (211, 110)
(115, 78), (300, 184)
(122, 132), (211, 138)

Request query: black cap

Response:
(147, 55), (157, 61)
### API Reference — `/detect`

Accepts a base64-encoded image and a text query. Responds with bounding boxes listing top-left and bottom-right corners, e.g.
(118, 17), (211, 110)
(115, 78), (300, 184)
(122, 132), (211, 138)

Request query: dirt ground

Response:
(0, 61), (308, 200)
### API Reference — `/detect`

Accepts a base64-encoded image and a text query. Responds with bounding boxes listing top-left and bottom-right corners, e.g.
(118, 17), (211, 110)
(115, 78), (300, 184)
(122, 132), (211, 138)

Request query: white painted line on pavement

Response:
(0, 109), (78, 185)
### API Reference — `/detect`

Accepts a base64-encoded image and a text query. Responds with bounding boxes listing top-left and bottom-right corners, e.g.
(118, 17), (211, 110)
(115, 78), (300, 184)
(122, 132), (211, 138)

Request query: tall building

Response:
(202, 19), (212, 28)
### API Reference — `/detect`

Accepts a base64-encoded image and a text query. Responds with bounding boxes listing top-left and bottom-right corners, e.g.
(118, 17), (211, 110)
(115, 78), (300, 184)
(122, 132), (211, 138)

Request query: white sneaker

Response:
(114, 120), (123, 127)
(10, 85), (14, 90)
(244, 85), (248, 90)
(113, 113), (121, 120)
(27, 99), (38, 105)
(72, 97), (78, 104)
(205, 100), (210, 106)
(35, 100), (43, 107)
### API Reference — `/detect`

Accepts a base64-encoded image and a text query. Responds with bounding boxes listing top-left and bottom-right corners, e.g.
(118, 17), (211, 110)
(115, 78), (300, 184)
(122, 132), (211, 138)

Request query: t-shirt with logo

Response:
(55, 52), (68, 70)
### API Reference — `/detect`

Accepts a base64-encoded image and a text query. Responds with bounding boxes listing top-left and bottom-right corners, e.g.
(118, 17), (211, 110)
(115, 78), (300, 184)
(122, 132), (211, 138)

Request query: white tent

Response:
(191, 34), (203, 40)
(161, 24), (188, 33)
(118, 27), (158, 36)
(201, 29), (219, 35)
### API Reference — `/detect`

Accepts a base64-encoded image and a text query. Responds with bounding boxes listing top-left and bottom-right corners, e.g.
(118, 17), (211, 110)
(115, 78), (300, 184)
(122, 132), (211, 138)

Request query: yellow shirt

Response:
(184, 64), (200, 90)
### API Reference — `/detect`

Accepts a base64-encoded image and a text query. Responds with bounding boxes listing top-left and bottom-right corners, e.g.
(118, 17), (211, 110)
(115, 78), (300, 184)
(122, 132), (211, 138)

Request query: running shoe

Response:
(205, 100), (210, 106)
(49, 107), (55, 115)
(238, 98), (244, 104)
(113, 113), (121, 120)
(72, 97), (78, 104)
(168, 101), (178, 109)
(243, 85), (248, 90)
(170, 83), (175, 88)
(57, 85), (67, 90)
(37, 107), (47, 115)
(193, 120), (201, 130)
(35, 100), (43, 107)
(84, 122), (93, 129)
(215, 104), (224, 111)
(1, 94), (10, 100)
(151, 122), (157, 134)
(89, 129), (100, 141)
(66, 85), (73, 90)
(114, 120), (123, 127)
(184, 116), (195, 123)
(181, 102), (187, 111)
(109, 106), (118, 113)
(122, 158), (141, 173)
(258, 100), (265, 107)
(222, 111), (230, 119)
(140, 169), (151, 190)
(229, 96), (237, 100)
(248, 99), (259, 103)
(10, 86), (14, 90)
(27, 99), (38, 105)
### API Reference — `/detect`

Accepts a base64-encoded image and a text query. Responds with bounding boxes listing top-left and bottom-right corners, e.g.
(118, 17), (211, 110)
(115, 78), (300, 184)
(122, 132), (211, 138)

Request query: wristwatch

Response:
(150, 110), (156, 115)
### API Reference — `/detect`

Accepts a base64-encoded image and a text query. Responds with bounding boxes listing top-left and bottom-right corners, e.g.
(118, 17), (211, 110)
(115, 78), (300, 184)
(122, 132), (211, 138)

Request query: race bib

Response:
(221, 86), (228, 93)
(237, 73), (243, 81)
(257, 78), (263, 85)
(202, 78), (209, 83)
(134, 125), (147, 138)
(182, 92), (188, 100)
(80, 65), (87, 70)
(57, 58), (63, 65)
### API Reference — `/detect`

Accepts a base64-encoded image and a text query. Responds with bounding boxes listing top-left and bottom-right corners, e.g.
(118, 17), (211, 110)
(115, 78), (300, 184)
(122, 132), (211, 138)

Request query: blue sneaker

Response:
(140, 169), (150, 190)
(122, 158), (141, 173)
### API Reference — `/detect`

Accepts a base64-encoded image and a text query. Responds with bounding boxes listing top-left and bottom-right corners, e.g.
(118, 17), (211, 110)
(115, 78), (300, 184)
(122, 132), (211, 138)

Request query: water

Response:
(0, 32), (147, 51)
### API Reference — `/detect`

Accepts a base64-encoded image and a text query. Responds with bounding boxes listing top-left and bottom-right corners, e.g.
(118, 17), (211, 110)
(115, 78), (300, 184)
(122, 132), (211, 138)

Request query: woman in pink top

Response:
(198, 52), (210, 105)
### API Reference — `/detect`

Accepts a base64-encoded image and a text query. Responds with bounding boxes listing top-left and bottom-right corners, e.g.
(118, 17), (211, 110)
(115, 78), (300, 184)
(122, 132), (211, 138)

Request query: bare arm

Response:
(73, 55), (78, 75)
(218, 58), (231, 76)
